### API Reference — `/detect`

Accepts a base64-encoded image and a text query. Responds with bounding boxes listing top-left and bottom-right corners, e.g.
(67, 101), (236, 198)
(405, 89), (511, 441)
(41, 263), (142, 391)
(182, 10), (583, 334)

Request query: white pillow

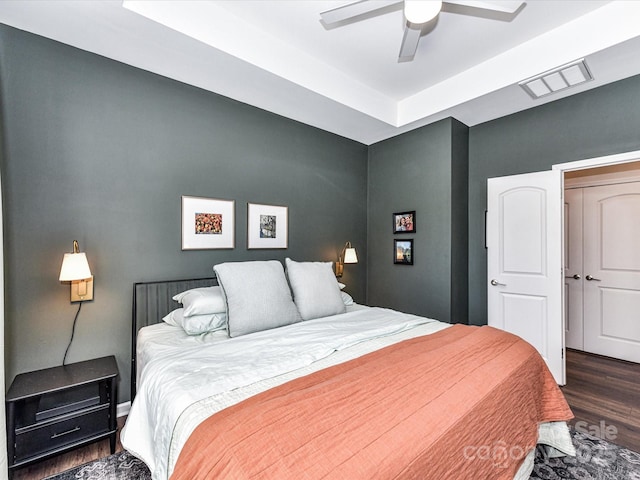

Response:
(213, 260), (300, 337)
(172, 286), (226, 317)
(285, 258), (346, 321)
(163, 308), (227, 335)
(341, 291), (354, 306)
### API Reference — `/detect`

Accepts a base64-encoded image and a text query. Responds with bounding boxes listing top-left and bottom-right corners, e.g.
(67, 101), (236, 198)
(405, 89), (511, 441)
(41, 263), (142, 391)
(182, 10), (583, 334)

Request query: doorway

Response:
(486, 150), (640, 385)
(563, 161), (640, 363)
(555, 154), (640, 451)
(553, 151), (640, 362)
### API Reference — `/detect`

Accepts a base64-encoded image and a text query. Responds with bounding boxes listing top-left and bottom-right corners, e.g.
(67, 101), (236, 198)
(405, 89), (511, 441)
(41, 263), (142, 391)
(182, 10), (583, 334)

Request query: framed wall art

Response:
(394, 239), (413, 265)
(181, 196), (235, 250)
(247, 203), (288, 249)
(393, 210), (416, 233)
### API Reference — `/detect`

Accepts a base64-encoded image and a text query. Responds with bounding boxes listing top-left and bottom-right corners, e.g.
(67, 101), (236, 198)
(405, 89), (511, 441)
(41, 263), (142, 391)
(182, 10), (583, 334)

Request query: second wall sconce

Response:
(336, 241), (358, 277)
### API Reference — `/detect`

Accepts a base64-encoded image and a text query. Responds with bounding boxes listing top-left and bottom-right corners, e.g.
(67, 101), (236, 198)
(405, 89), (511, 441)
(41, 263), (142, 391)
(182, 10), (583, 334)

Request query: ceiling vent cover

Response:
(520, 59), (593, 99)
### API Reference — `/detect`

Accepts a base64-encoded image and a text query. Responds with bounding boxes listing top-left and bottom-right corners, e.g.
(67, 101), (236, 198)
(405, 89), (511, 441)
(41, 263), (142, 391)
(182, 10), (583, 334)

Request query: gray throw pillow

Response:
(214, 260), (300, 337)
(285, 258), (346, 320)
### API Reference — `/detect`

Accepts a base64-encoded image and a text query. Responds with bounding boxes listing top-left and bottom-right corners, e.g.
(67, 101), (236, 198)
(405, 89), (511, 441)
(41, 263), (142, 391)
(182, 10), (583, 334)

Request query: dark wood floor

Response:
(561, 348), (640, 453)
(11, 349), (640, 479)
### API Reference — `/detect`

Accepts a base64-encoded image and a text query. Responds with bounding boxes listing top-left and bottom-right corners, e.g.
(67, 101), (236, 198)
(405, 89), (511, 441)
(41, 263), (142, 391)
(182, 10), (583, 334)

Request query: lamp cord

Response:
(63, 302), (82, 366)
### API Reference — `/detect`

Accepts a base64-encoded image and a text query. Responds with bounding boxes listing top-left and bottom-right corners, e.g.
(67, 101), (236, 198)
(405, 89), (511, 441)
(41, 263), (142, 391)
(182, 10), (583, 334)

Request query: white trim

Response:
(565, 170), (640, 189)
(117, 401), (131, 418)
(0, 164), (7, 480)
(553, 149), (640, 172)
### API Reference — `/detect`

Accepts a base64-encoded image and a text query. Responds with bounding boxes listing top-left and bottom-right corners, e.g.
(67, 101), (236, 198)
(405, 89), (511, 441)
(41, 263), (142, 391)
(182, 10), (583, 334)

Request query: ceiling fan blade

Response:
(398, 24), (422, 62)
(320, 0), (401, 25)
(444, 0), (524, 14)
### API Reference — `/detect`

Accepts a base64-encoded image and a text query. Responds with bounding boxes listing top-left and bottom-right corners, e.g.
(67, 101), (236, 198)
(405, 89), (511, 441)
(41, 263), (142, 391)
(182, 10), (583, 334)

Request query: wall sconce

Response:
(59, 240), (93, 365)
(59, 240), (93, 302)
(336, 241), (358, 277)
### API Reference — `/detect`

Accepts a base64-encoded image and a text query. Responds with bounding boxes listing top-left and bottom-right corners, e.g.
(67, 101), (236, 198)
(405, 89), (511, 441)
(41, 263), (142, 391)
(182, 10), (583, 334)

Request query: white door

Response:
(564, 188), (584, 350)
(582, 182), (640, 363)
(487, 170), (564, 384)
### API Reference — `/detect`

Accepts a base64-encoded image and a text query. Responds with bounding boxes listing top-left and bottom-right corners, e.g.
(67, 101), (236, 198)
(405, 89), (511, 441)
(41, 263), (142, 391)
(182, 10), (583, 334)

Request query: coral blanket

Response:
(171, 325), (572, 480)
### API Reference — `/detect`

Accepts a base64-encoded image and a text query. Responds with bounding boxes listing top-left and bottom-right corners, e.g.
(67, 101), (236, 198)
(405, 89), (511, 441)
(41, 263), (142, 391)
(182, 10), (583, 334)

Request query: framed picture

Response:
(247, 203), (288, 249)
(181, 196), (235, 250)
(393, 210), (416, 233)
(394, 239), (413, 265)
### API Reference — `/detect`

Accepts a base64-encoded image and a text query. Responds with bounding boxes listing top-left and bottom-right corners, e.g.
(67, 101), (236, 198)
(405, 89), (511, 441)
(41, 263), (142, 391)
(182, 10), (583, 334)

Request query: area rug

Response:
(43, 451), (151, 480)
(530, 429), (640, 480)
(45, 430), (640, 479)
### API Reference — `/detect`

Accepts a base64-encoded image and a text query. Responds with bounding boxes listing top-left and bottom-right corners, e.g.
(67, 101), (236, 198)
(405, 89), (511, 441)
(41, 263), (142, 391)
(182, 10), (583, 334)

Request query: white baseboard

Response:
(117, 401), (131, 418)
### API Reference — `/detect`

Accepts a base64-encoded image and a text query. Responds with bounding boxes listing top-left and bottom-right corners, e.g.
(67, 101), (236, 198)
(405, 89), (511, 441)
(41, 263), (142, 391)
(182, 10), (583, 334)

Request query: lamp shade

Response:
(344, 247), (358, 264)
(59, 252), (92, 281)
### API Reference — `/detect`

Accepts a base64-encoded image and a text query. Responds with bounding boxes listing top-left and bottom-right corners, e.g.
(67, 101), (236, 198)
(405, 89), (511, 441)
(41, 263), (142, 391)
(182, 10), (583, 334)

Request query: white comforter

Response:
(122, 307), (445, 480)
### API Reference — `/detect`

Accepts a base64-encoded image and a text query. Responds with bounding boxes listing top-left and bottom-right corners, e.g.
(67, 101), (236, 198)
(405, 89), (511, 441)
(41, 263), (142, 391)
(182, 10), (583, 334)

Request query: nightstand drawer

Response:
(14, 405), (110, 462)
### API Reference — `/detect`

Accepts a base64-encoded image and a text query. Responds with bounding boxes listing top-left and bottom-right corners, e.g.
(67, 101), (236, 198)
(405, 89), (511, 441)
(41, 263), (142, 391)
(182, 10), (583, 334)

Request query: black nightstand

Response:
(5, 356), (119, 476)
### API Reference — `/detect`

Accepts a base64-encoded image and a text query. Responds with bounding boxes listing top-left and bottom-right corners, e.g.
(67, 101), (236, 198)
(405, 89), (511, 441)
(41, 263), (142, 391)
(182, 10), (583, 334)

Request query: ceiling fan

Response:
(320, 0), (525, 61)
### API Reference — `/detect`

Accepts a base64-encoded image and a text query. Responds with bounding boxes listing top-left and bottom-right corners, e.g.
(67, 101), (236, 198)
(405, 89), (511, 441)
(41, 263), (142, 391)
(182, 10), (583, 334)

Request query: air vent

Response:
(520, 59), (593, 99)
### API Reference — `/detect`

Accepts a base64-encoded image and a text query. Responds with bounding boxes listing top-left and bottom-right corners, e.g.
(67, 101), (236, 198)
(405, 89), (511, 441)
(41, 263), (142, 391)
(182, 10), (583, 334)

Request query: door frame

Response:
(552, 149), (640, 358)
(553, 149), (640, 173)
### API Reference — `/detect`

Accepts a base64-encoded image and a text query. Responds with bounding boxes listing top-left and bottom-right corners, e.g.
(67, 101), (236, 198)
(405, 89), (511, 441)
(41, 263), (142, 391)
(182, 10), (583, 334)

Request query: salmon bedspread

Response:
(171, 325), (572, 480)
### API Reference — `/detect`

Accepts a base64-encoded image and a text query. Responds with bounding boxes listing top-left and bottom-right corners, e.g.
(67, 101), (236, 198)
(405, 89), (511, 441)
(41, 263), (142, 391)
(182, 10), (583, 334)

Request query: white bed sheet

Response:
(134, 304), (368, 387)
(123, 305), (574, 480)
(135, 322), (229, 388)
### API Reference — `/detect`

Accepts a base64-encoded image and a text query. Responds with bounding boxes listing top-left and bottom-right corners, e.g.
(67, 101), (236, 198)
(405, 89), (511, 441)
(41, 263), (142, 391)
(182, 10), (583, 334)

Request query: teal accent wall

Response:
(367, 119), (468, 323)
(467, 74), (640, 325)
(0, 25), (368, 402)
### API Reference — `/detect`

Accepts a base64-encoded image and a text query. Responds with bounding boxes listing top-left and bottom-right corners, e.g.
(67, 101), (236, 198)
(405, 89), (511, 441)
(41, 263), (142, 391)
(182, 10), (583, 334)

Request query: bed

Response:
(122, 259), (575, 480)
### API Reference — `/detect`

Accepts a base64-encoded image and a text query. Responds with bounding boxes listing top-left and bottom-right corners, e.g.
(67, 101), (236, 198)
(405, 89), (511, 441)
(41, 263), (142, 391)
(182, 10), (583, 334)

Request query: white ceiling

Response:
(1, 0), (640, 145)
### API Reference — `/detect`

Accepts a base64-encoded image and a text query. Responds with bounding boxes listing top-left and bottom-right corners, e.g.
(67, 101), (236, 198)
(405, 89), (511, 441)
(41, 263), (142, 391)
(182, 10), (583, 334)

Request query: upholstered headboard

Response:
(131, 277), (218, 399)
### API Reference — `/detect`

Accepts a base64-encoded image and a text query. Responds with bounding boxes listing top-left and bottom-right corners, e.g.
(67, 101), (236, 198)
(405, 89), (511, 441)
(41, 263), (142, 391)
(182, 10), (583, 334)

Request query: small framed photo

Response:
(394, 239), (413, 265)
(182, 196), (235, 250)
(247, 203), (288, 249)
(393, 211), (416, 233)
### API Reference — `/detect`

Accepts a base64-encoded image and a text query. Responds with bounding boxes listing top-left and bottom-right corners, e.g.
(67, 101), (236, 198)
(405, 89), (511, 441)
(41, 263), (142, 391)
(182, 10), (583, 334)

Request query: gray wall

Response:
(0, 26), (368, 402)
(4, 22), (640, 404)
(468, 74), (640, 325)
(367, 119), (468, 323)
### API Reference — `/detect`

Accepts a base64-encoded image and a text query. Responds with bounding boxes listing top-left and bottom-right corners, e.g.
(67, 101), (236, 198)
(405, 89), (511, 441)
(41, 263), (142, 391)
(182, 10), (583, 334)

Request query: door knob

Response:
(585, 275), (601, 282)
(490, 279), (506, 286)
(564, 274), (581, 280)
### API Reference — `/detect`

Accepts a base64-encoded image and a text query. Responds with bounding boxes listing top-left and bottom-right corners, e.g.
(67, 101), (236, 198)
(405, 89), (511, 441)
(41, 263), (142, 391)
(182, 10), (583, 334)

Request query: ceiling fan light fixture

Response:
(404, 0), (442, 24)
